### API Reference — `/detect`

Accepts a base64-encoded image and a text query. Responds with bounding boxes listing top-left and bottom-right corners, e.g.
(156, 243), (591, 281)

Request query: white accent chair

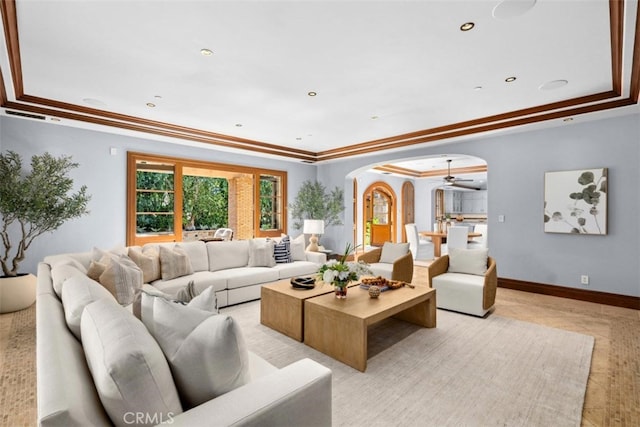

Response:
(442, 225), (469, 254)
(355, 242), (414, 283)
(427, 247), (497, 317)
(404, 223), (434, 260)
(213, 228), (234, 241)
(468, 223), (488, 249)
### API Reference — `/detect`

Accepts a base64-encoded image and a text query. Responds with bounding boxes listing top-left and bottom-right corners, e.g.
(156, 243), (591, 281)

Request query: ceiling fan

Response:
(441, 159), (481, 191)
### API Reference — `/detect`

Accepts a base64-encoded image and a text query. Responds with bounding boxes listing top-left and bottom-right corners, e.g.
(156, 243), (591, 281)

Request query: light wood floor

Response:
(1, 268), (638, 426)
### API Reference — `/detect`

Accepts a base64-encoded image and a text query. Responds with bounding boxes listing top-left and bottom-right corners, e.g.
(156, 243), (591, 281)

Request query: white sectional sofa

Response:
(36, 238), (332, 426)
(44, 239), (326, 308)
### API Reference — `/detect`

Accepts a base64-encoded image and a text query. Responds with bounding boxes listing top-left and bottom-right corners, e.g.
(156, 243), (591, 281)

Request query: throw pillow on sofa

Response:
(159, 245), (194, 280)
(290, 233), (307, 261)
(128, 246), (161, 283)
(273, 235), (293, 263)
(248, 238), (276, 267)
(98, 255), (143, 306)
(81, 299), (183, 426)
(141, 296), (251, 409)
(138, 285), (219, 333)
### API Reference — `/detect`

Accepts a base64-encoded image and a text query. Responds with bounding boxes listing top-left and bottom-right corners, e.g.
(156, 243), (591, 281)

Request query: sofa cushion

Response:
(207, 240), (250, 271)
(81, 299), (183, 426)
(273, 261), (319, 279)
(431, 272), (488, 316)
(98, 255), (143, 306)
(248, 238), (276, 267)
(128, 246), (161, 283)
(273, 235), (292, 263)
(368, 262), (394, 280)
(141, 296), (250, 409)
(176, 241), (209, 272)
(290, 234), (307, 261)
(61, 274), (117, 340)
(215, 267), (280, 290)
(50, 262), (87, 298)
(448, 248), (489, 276)
(159, 245), (194, 280)
(379, 242), (410, 264)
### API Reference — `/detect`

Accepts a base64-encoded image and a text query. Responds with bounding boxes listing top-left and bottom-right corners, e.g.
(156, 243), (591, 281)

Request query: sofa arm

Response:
(391, 252), (414, 283)
(305, 251), (327, 264)
(166, 358), (332, 427)
(427, 255), (449, 287)
(355, 247), (382, 264)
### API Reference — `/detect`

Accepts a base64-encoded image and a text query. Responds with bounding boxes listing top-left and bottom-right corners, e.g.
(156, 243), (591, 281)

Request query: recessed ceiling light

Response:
(296, 137), (302, 141)
(200, 48), (213, 56)
(235, 123), (243, 127)
(154, 95), (163, 99)
(146, 102), (156, 108)
(371, 116), (379, 120)
(473, 86), (483, 91)
(307, 91), (317, 97)
(563, 117), (574, 122)
(460, 22), (475, 31)
(50, 117), (60, 122)
(539, 79), (568, 90)
(505, 76), (517, 83)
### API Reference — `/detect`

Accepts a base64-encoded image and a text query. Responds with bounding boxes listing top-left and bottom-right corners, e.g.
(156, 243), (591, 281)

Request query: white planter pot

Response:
(0, 273), (36, 313)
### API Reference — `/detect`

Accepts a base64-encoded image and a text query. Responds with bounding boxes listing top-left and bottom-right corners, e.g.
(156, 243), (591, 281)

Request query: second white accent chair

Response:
(442, 226), (469, 254)
(405, 223), (435, 260)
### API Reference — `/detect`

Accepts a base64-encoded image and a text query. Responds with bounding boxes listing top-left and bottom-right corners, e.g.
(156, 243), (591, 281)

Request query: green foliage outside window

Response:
(136, 170), (174, 234)
(182, 176), (228, 230)
(259, 175), (280, 230)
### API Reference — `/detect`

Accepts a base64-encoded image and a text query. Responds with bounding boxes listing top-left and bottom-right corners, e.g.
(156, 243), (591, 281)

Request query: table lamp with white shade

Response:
(303, 219), (325, 252)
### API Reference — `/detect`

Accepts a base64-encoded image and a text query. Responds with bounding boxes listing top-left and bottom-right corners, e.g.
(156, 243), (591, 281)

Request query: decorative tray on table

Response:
(359, 276), (413, 292)
(290, 277), (316, 290)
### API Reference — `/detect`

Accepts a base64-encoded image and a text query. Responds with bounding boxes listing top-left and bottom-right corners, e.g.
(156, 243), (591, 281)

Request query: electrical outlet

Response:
(581, 275), (589, 285)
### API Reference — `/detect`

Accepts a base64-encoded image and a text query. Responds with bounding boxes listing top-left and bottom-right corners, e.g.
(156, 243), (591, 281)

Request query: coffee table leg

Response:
(393, 294), (437, 328)
(304, 303), (368, 372)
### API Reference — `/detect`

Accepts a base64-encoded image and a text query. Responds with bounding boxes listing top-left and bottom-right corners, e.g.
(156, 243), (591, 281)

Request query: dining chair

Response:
(404, 223), (434, 260)
(442, 225), (469, 254)
(213, 228), (233, 241)
(468, 223), (488, 249)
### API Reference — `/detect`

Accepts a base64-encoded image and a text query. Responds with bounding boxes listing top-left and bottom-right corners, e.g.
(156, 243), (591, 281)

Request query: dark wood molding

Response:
(498, 277), (640, 310)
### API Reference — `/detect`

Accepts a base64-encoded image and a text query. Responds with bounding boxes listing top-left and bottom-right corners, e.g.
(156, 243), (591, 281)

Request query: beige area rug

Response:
(222, 300), (594, 427)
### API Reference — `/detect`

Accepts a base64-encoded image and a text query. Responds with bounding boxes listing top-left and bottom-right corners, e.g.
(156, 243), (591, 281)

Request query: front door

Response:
(363, 183), (396, 247)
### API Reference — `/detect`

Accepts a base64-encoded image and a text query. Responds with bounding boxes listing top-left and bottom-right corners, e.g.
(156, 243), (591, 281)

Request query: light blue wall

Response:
(0, 117), (316, 275)
(318, 113), (640, 297)
(2, 112), (639, 297)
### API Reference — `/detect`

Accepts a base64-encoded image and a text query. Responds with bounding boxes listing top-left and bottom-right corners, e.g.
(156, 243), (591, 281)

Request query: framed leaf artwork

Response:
(544, 168), (607, 235)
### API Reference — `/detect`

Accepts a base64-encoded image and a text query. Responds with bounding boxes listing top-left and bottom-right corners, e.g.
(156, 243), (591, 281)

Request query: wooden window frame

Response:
(127, 151), (287, 245)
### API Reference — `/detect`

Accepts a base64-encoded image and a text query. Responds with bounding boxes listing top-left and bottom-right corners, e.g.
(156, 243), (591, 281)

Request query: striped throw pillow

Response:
(273, 235), (292, 264)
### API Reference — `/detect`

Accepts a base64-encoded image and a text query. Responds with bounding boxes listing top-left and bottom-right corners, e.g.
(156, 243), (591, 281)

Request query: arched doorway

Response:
(363, 182), (396, 247)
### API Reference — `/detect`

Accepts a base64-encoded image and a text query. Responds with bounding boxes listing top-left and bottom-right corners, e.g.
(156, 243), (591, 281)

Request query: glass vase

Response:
(334, 281), (348, 299)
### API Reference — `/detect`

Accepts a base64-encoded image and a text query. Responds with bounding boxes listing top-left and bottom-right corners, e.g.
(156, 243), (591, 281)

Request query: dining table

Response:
(419, 230), (482, 257)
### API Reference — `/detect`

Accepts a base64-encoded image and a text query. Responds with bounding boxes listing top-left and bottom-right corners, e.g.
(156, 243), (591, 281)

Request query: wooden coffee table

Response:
(303, 285), (436, 371)
(260, 279), (342, 341)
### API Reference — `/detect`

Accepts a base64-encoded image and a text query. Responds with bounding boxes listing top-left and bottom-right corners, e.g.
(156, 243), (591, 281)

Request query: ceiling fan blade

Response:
(450, 183), (481, 191)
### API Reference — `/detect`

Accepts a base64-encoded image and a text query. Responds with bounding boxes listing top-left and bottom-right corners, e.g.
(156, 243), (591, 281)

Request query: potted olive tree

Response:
(0, 151), (90, 312)
(289, 180), (344, 230)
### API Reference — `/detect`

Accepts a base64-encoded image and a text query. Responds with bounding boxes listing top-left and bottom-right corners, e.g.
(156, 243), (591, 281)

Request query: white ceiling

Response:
(0, 0), (638, 169)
